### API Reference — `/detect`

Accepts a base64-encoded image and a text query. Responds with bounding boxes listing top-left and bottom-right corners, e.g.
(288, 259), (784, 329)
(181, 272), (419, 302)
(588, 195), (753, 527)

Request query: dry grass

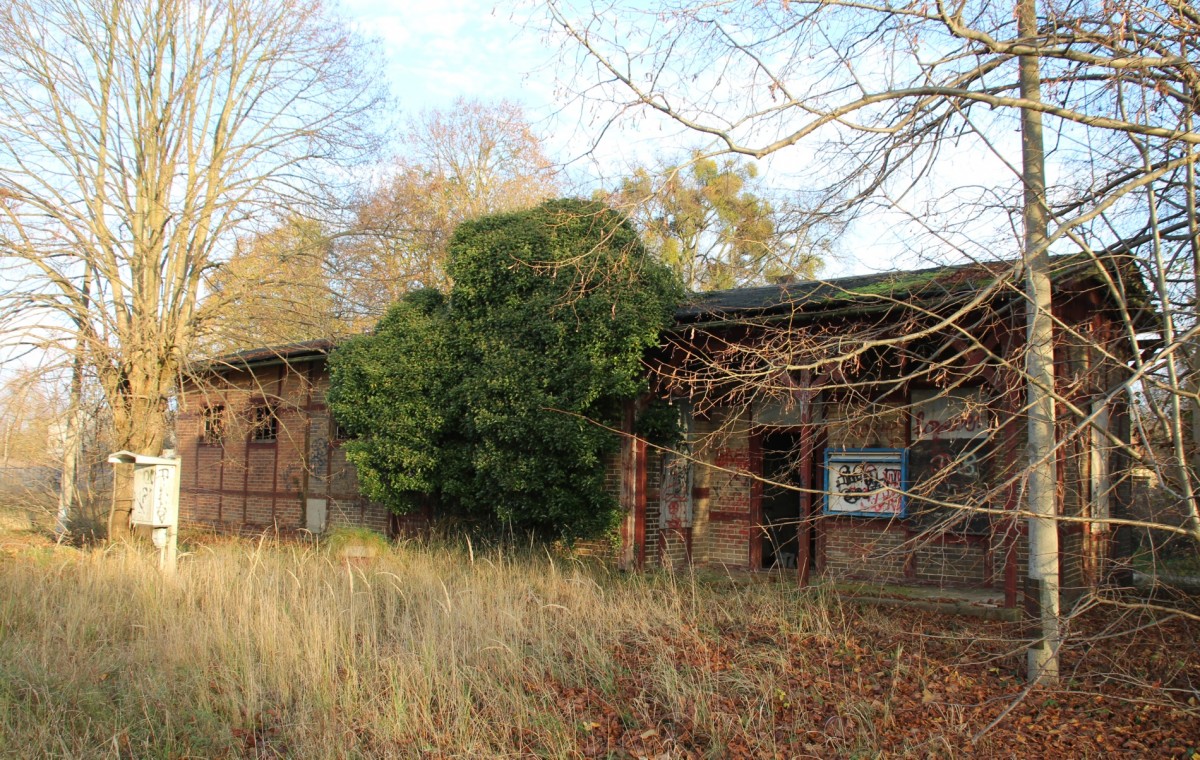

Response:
(0, 534), (841, 758)
(0, 532), (1197, 758)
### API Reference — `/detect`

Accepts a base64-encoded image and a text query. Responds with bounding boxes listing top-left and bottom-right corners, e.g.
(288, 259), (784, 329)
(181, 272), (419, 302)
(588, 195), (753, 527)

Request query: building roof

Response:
(202, 338), (335, 369)
(677, 262), (997, 321)
(675, 255), (1143, 323)
(195, 255), (1147, 370)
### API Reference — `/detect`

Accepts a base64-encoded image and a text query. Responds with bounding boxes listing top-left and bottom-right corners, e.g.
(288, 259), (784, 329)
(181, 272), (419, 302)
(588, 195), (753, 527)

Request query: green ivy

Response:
(328, 199), (683, 541)
(633, 397), (687, 449)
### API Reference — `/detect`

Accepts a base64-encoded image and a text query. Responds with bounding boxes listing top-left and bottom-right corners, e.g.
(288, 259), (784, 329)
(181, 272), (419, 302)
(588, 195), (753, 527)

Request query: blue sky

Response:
(336, 1), (1022, 278)
(339, 1), (711, 192)
(342, 1), (555, 113)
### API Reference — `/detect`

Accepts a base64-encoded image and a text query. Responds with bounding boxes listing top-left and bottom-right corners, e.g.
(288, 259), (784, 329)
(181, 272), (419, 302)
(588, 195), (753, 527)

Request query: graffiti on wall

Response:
(912, 389), (992, 441)
(909, 389), (994, 533)
(658, 453), (692, 530)
(308, 436), (328, 473)
(824, 449), (907, 517)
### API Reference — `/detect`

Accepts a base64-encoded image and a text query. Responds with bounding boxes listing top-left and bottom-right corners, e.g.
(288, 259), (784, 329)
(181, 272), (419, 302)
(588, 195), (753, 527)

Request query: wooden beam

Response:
(749, 430), (763, 571)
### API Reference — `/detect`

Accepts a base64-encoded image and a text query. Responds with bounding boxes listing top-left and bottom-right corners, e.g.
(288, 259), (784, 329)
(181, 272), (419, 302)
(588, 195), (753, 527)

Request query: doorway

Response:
(761, 431), (803, 570)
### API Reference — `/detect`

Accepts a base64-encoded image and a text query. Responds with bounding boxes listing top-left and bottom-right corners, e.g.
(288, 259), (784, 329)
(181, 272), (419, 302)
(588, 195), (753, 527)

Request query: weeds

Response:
(0, 534), (1196, 757)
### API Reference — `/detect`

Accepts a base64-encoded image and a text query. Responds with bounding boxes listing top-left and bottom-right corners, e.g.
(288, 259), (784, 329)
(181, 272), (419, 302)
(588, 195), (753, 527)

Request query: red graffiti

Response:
(914, 409), (987, 440)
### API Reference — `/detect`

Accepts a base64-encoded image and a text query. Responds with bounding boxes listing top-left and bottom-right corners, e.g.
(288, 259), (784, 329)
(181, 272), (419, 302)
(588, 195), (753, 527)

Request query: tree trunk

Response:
(58, 268), (92, 540)
(104, 357), (170, 541)
(1184, 112), (1200, 542)
(56, 347), (85, 539)
(1019, 0), (1061, 685)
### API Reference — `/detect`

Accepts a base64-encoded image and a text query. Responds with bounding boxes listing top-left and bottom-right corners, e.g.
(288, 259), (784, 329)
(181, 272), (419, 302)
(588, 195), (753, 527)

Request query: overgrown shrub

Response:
(328, 199), (682, 541)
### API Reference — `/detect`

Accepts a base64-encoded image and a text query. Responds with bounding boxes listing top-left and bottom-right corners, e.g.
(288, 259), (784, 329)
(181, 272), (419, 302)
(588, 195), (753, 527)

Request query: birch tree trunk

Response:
(1018, 0), (1061, 685)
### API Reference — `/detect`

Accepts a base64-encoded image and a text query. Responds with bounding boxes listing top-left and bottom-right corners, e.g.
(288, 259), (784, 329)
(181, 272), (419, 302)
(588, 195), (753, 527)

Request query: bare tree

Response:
(333, 98), (561, 320)
(0, 371), (58, 475)
(203, 216), (347, 355)
(0, 0), (384, 537)
(548, 0), (1200, 683)
(0, 365), (109, 533)
(56, 265), (91, 538)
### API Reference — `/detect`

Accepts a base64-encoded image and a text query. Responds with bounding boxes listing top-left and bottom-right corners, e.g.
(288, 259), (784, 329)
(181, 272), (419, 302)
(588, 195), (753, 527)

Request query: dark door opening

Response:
(761, 431), (803, 570)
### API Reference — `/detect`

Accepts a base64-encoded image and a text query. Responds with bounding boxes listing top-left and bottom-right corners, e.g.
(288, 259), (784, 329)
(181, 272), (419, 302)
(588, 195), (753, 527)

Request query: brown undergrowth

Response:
(0, 531), (1196, 758)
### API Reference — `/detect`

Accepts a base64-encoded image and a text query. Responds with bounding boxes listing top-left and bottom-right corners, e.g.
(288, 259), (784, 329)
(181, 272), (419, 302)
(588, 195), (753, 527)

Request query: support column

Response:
(797, 376), (815, 585)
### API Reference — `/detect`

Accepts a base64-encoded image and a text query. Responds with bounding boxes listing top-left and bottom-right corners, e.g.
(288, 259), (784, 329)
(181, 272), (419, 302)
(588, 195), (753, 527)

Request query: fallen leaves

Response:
(524, 605), (1200, 758)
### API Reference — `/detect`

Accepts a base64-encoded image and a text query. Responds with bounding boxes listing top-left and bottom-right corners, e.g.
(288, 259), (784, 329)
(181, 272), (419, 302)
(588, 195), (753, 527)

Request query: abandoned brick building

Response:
(177, 257), (1141, 606)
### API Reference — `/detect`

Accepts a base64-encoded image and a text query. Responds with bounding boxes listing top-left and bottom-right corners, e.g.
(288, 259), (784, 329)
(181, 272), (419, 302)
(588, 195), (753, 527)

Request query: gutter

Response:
(203, 352), (329, 372)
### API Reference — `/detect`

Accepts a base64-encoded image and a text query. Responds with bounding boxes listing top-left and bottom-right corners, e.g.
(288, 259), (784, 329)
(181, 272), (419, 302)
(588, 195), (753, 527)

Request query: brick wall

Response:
(814, 385), (1099, 593)
(572, 451), (625, 560)
(819, 399), (909, 582)
(690, 409), (753, 569)
(630, 387), (1107, 599)
(643, 448), (662, 566)
(822, 519), (909, 582)
(178, 303), (1124, 602)
(327, 497), (391, 534)
(178, 358), (400, 537)
(1059, 524), (1086, 596)
(910, 534), (990, 586)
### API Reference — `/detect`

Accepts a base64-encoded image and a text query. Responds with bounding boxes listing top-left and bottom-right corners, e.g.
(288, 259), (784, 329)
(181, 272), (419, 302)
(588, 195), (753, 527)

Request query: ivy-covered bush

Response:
(327, 199), (682, 541)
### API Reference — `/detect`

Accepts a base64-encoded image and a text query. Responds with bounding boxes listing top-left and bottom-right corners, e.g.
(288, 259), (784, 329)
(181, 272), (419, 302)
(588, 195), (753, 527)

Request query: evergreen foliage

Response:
(608, 152), (824, 291)
(327, 199), (682, 540)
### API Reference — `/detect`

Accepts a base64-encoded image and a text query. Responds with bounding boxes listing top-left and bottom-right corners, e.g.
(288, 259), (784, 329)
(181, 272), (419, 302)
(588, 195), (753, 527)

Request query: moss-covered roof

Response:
(195, 255), (1148, 370)
(676, 255), (1144, 323)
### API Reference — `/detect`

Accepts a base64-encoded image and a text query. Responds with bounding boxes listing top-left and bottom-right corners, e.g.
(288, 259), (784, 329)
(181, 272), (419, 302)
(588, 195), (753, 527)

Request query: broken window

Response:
(907, 388), (995, 534)
(250, 403), (277, 442)
(331, 416), (352, 442)
(201, 405), (226, 445)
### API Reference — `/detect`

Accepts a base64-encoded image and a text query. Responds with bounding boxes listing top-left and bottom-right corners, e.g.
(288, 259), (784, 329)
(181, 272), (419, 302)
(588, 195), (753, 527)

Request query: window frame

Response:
(331, 416), (352, 443)
(200, 404), (226, 446)
(248, 401), (278, 444)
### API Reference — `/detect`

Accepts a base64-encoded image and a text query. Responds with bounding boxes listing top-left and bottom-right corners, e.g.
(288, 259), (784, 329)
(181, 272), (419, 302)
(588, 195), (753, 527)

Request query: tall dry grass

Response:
(0, 536), (849, 758)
